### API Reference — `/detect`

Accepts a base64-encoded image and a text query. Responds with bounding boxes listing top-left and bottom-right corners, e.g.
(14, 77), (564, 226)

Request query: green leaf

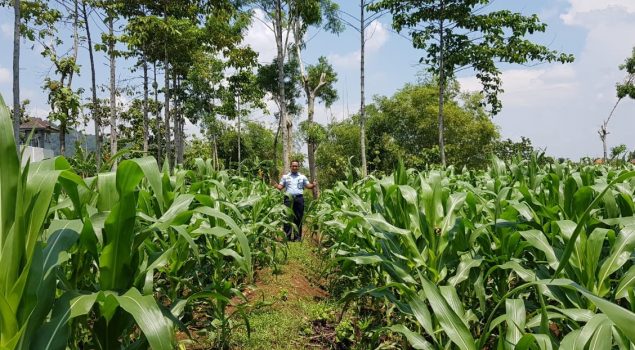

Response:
(554, 171), (635, 277)
(115, 288), (175, 350)
(386, 324), (434, 350)
(505, 299), (526, 350)
(419, 274), (476, 350)
(615, 265), (635, 299)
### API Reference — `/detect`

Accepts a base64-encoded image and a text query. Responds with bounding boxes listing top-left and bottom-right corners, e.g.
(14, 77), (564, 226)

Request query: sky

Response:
(0, 0), (634, 160)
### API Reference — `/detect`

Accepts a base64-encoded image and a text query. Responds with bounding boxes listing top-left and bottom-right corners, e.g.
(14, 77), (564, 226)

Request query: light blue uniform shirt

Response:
(279, 172), (309, 196)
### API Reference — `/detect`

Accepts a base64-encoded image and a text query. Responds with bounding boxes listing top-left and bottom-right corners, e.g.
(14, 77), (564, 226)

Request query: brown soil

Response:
(177, 234), (331, 349)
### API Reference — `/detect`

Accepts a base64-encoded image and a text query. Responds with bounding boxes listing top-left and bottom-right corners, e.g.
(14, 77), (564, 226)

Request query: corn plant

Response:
(310, 157), (635, 349)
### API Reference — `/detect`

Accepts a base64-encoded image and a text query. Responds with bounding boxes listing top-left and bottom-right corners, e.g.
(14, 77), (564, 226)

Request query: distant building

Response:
(20, 117), (59, 148)
(19, 118), (58, 163)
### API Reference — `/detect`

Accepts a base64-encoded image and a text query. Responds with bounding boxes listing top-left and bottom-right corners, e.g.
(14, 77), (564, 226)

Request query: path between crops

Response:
(180, 236), (341, 349)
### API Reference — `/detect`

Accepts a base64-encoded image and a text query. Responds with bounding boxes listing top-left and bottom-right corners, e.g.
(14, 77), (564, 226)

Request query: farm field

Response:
(3, 95), (635, 350)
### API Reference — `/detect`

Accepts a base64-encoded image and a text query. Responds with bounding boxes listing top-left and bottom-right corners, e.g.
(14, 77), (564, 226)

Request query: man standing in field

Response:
(275, 160), (316, 241)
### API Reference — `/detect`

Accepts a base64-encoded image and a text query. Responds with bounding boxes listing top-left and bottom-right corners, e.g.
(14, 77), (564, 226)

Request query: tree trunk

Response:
(59, 122), (66, 155)
(437, 4), (446, 167)
(143, 56), (149, 153)
(359, 0), (367, 177)
(272, 113), (281, 181)
(82, 0), (101, 170)
(13, 0), (20, 153)
(172, 72), (179, 166)
(307, 96), (319, 198)
(163, 8), (171, 171)
(68, 0), (79, 87)
(274, 0), (289, 174)
(237, 94), (241, 166)
(108, 16), (117, 164)
(154, 62), (161, 164)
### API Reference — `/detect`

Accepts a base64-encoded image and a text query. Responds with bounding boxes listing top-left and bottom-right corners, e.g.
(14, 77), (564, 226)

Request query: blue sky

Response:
(1, 0), (634, 159)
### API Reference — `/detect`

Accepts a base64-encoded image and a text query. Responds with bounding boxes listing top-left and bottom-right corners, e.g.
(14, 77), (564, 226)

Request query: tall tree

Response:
(296, 57), (337, 197)
(371, 0), (574, 166)
(257, 58), (302, 179)
(82, 0), (102, 169)
(336, 1), (387, 176)
(598, 48), (635, 161)
(13, 0), (20, 153)
(254, 0), (338, 173)
(289, 0), (341, 196)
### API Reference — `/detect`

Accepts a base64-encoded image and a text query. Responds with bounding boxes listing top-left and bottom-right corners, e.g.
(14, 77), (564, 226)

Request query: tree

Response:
(336, 1), (387, 177)
(82, 0), (103, 169)
(257, 57), (302, 179)
(13, 0), (20, 153)
(365, 82), (499, 171)
(598, 48), (635, 161)
(371, 0), (573, 166)
(295, 56), (338, 197)
(288, 0), (341, 196)
(253, 0), (340, 174)
(2, 0), (61, 152)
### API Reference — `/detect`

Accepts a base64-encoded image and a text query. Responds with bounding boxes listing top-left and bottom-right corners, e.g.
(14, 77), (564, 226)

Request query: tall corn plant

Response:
(0, 95), (83, 349)
(310, 156), (635, 349)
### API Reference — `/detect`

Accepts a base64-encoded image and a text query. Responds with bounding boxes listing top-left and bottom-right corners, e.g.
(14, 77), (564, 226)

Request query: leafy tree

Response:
(257, 57), (302, 179)
(336, 1), (388, 177)
(42, 49), (83, 155)
(295, 56), (338, 196)
(365, 82), (499, 171)
(1, 0), (62, 151)
(370, 0), (574, 166)
(316, 118), (361, 187)
(493, 136), (536, 163)
(252, 0), (341, 174)
(599, 47), (635, 161)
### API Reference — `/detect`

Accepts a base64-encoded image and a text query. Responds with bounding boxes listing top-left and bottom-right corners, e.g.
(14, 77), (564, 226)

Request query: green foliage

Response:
(365, 82), (499, 170)
(257, 58), (303, 116)
(370, 0), (574, 114)
(493, 136), (536, 162)
(616, 47), (635, 100)
(305, 56), (338, 107)
(310, 156), (635, 349)
(316, 119), (361, 188)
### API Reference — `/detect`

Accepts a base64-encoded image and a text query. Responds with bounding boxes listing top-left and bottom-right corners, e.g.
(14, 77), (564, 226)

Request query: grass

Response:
(230, 239), (339, 349)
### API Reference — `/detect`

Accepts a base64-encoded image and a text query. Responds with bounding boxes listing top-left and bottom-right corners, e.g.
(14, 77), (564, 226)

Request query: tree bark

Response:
(13, 0), (21, 153)
(59, 121), (66, 155)
(143, 56), (149, 153)
(68, 0), (79, 87)
(172, 72), (179, 165)
(154, 62), (161, 163)
(108, 16), (117, 164)
(237, 94), (241, 166)
(360, 0), (367, 177)
(307, 97), (319, 198)
(437, 2), (446, 167)
(82, 0), (101, 170)
(163, 7), (172, 171)
(274, 0), (290, 174)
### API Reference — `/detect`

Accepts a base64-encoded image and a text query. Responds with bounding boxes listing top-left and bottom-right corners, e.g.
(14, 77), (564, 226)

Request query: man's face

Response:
(291, 162), (299, 173)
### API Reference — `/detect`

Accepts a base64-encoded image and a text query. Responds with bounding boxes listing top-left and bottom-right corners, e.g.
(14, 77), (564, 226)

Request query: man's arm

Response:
(275, 176), (285, 191)
(305, 177), (317, 189)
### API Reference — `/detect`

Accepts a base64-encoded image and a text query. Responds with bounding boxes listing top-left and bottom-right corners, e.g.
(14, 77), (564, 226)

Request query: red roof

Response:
(19, 118), (59, 132)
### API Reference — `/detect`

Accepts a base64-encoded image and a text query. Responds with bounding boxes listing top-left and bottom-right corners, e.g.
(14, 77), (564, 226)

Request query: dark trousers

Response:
(283, 195), (304, 241)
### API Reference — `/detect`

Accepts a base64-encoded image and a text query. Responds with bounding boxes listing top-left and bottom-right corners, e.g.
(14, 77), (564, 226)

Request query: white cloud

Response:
(328, 20), (389, 69)
(243, 9), (278, 64)
(461, 5), (635, 159)
(0, 67), (10, 84)
(1, 23), (11, 39)
(561, 0), (635, 25)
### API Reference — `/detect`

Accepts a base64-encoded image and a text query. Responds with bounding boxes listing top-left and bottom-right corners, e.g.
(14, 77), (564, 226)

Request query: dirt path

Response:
(178, 238), (341, 349)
